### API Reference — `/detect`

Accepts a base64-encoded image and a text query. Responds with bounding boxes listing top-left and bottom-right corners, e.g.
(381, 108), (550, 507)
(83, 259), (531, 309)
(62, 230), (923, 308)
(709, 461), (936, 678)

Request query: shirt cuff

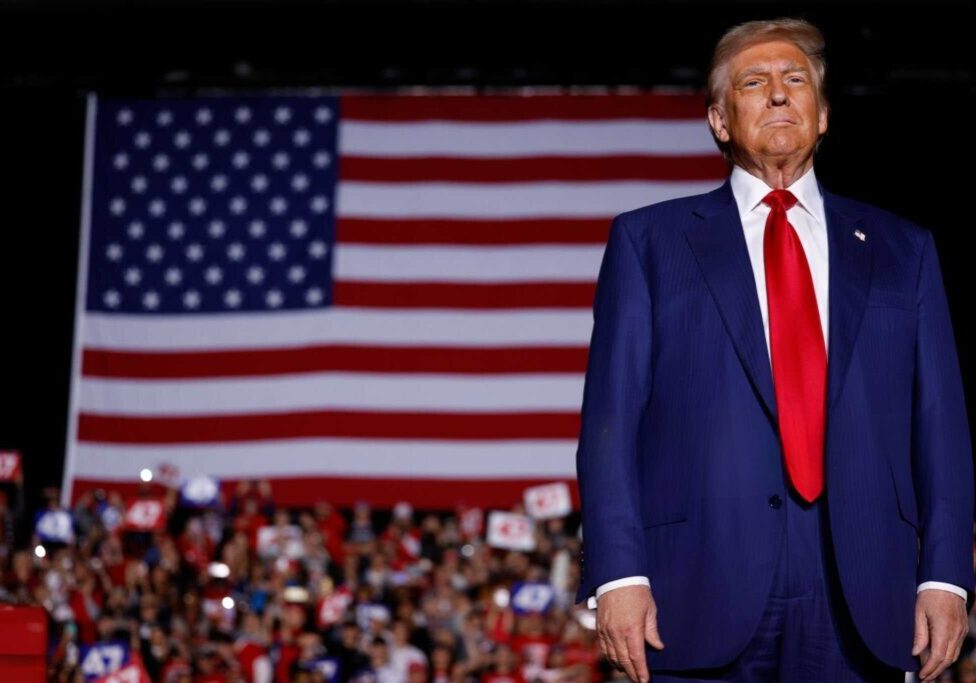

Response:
(917, 581), (968, 600)
(586, 576), (650, 609)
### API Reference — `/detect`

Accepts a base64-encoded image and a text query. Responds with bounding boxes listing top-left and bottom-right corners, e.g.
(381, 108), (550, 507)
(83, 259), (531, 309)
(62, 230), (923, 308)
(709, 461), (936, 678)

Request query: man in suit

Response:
(574, 17), (974, 683)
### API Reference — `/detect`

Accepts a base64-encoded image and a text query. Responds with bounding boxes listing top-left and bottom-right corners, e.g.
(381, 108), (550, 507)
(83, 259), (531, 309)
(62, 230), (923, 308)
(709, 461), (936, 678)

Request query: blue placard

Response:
(35, 509), (75, 544)
(180, 475), (220, 508)
(301, 657), (341, 683)
(79, 641), (131, 682)
(510, 582), (555, 614)
(97, 501), (123, 533)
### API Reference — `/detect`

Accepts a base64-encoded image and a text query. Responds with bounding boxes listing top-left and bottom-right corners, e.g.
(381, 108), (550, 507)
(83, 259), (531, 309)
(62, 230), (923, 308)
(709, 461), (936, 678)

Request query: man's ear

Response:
(707, 105), (730, 143)
(818, 103), (829, 136)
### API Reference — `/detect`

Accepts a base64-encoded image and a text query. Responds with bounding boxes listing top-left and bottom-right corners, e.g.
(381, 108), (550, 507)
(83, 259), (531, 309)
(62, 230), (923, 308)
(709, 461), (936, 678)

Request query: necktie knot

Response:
(762, 189), (798, 213)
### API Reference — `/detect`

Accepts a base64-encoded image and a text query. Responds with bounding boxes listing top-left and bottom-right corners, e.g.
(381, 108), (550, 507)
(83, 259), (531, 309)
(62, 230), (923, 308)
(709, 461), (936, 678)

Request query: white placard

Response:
(486, 510), (536, 551)
(523, 482), (572, 519)
(257, 524), (304, 559)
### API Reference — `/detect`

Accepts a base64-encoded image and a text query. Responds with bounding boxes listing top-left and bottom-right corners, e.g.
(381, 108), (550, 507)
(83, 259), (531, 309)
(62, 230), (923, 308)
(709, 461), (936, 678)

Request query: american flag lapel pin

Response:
(853, 229), (866, 241)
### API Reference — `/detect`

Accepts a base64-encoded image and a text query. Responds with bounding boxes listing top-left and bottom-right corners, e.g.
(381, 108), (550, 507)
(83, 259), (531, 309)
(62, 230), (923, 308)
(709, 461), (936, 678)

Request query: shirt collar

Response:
(729, 163), (825, 226)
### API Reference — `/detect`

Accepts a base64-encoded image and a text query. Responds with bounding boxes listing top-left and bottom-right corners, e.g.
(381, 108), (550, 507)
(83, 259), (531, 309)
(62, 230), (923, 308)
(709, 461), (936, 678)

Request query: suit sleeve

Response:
(912, 228), (976, 613)
(575, 213), (653, 606)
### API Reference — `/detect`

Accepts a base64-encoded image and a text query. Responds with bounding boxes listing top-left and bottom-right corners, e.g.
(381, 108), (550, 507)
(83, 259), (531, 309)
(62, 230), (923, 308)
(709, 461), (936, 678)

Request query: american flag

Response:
(63, 91), (726, 508)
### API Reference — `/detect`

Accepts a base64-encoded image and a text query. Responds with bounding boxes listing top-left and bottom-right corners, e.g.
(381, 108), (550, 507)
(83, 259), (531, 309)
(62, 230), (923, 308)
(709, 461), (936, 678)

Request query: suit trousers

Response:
(650, 486), (907, 682)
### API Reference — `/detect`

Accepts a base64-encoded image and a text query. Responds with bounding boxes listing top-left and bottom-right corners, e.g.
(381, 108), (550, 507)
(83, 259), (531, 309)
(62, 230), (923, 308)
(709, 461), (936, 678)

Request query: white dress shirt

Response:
(586, 165), (966, 608)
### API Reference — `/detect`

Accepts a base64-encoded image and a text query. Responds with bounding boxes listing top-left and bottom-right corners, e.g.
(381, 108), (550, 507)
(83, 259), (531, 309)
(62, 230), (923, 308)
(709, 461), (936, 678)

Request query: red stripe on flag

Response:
(339, 155), (727, 183)
(341, 93), (706, 121)
(333, 281), (595, 308)
(77, 410), (581, 444)
(82, 345), (589, 379)
(69, 476), (582, 509)
(337, 217), (611, 245)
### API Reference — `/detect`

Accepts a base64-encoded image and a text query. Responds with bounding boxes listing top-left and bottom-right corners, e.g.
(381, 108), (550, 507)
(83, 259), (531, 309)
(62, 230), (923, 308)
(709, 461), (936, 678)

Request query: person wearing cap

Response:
(575, 16), (973, 683)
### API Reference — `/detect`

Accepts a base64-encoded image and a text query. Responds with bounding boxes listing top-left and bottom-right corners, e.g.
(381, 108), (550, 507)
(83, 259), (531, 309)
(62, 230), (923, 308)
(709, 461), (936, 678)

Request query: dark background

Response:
(1, 0), (973, 511)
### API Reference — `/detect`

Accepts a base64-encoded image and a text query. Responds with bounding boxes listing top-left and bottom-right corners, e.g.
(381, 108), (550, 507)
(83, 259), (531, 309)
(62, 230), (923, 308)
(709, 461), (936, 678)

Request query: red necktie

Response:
(762, 189), (827, 503)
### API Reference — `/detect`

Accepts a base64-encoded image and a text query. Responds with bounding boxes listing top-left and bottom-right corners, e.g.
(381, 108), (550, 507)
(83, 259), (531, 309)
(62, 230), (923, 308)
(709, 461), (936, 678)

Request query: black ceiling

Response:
(1, 1), (973, 95)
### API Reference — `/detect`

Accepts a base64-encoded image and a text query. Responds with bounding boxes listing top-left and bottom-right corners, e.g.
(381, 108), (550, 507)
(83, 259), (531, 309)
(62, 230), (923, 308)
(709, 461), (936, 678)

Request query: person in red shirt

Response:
(408, 660), (429, 683)
(509, 613), (554, 681)
(68, 562), (105, 644)
(481, 644), (526, 683)
(378, 502), (421, 572)
(313, 500), (348, 567)
(560, 622), (600, 683)
(194, 645), (228, 683)
(179, 518), (215, 575)
(273, 600), (308, 682)
(235, 612), (273, 683)
(233, 497), (270, 554)
(430, 645), (454, 683)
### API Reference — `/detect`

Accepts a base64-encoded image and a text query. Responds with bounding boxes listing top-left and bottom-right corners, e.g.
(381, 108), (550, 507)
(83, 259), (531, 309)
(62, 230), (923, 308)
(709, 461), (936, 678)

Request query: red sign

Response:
(124, 499), (167, 532)
(317, 586), (353, 628)
(0, 451), (22, 482)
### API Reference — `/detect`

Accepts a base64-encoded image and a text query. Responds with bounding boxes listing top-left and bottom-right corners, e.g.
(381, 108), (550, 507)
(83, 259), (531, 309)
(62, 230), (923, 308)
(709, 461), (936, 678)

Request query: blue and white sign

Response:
(301, 657), (340, 683)
(79, 641), (131, 682)
(180, 475), (220, 508)
(35, 509), (75, 544)
(97, 501), (123, 533)
(510, 582), (555, 614)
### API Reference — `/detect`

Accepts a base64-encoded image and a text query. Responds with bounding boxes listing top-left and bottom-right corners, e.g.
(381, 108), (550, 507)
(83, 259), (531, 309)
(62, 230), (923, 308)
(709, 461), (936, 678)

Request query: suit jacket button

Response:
(768, 495), (783, 509)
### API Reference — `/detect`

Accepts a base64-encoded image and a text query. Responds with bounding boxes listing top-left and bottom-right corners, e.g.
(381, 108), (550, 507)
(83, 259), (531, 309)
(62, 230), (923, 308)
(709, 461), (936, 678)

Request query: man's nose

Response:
(769, 79), (789, 105)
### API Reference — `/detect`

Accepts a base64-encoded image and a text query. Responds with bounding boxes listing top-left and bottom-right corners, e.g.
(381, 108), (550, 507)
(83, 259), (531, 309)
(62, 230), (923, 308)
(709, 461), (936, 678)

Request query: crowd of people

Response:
(2, 479), (976, 682)
(0, 480), (604, 683)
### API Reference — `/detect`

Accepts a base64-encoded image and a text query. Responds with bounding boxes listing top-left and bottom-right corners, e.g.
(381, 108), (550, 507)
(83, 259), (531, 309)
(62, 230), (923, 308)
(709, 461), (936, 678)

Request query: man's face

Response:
(708, 40), (827, 165)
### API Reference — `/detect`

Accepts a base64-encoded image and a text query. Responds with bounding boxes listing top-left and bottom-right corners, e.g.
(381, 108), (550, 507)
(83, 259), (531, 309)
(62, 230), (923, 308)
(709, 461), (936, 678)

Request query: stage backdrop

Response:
(61, 90), (725, 508)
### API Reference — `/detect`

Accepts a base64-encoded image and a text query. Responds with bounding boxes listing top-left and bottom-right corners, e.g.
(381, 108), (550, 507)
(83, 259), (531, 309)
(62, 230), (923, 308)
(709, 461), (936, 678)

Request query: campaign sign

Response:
(510, 582), (555, 614)
(98, 501), (124, 533)
(154, 462), (181, 489)
(180, 475), (220, 508)
(317, 586), (354, 629)
(0, 450), (22, 481)
(486, 511), (535, 551)
(523, 482), (571, 520)
(457, 506), (484, 539)
(94, 661), (151, 683)
(35, 509), (75, 544)
(256, 524), (304, 559)
(123, 499), (167, 532)
(301, 657), (340, 683)
(80, 642), (130, 682)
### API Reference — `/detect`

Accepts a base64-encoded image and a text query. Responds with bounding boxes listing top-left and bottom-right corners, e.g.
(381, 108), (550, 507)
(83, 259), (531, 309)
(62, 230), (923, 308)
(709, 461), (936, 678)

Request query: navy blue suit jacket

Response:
(574, 177), (975, 672)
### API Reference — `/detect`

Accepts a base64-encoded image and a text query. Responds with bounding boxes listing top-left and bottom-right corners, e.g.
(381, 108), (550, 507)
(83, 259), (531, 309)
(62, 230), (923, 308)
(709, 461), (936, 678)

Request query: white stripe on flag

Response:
(82, 310), (594, 350)
(339, 120), (717, 157)
(335, 181), (719, 218)
(333, 244), (604, 282)
(71, 440), (578, 479)
(78, 373), (586, 415)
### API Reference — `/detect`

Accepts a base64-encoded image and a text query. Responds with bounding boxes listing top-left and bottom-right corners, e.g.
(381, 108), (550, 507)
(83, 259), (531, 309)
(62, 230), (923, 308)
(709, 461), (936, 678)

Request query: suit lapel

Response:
(683, 180), (873, 429)
(821, 188), (872, 420)
(685, 180), (779, 425)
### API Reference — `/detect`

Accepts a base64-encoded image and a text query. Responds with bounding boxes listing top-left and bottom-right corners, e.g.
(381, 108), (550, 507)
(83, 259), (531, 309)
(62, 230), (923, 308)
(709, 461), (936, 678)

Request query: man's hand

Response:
(596, 584), (665, 683)
(913, 589), (969, 682)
